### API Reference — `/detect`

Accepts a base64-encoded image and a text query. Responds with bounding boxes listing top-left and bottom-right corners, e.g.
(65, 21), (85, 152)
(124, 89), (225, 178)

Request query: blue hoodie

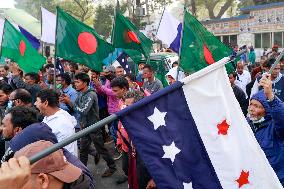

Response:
(5, 123), (95, 189)
(248, 90), (284, 185)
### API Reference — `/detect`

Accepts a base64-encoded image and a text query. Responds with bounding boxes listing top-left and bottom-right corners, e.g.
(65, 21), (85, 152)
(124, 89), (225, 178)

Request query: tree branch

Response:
(216, 0), (234, 18)
(204, 0), (216, 19)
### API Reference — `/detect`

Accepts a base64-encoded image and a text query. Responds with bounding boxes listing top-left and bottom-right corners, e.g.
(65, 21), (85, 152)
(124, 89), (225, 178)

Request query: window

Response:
(230, 35), (237, 46)
(262, 33), (271, 48)
(274, 32), (282, 47)
(255, 33), (261, 48)
(223, 35), (229, 45)
(224, 23), (229, 27)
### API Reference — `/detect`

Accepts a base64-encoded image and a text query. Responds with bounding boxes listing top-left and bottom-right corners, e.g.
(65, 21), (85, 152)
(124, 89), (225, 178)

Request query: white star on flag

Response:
(122, 58), (124, 62)
(162, 141), (181, 163)
(147, 107), (167, 130)
(183, 182), (193, 189)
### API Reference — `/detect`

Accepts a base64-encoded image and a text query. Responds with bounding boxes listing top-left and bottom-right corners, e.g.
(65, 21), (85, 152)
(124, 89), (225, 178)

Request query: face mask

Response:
(248, 113), (265, 123)
(7, 100), (13, 109)
(56, 84), (62, 89)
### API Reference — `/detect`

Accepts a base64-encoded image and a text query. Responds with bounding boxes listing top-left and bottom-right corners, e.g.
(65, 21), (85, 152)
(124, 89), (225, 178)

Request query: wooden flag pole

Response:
(53, 7), (60, 90)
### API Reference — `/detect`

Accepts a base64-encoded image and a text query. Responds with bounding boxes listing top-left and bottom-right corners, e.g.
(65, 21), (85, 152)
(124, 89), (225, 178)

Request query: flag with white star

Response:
(56, 58), (65, 74)
(117, 57), (282, 189)
(116, 52), (131, 74)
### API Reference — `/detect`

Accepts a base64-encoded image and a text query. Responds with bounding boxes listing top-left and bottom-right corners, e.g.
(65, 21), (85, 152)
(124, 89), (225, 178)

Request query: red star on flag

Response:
(217, 119), (230, 135)
(236, 170), (249, 188)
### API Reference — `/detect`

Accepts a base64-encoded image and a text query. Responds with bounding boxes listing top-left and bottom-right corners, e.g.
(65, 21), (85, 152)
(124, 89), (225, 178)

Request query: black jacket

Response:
(232, 85), (248, 116)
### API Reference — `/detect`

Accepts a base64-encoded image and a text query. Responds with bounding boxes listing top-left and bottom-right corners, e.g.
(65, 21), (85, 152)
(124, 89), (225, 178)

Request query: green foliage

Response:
(15, 0), (94, 23)
(15, 0), (56, 19)
(57, 0), (94, 22)
(94, 4), (114, 38)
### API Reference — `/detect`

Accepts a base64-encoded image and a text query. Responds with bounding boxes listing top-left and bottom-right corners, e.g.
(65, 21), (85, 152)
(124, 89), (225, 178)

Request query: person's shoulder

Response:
(155, 78), (163, 84)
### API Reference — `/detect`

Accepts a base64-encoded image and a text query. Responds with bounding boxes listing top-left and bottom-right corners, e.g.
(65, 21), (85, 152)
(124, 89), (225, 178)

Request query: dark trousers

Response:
(99, 107), (110, 142)
(80, 131), (116, 169)
(122, 151), (129, 176)
(136, 153), (151, 189)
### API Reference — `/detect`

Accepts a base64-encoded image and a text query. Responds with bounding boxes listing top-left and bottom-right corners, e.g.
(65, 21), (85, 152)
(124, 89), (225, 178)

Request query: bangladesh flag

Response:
(1, 20), (46, 73)
(112, 11), (153, 59)
(56, 7), (114, 71)
(180, 11), (233, 74)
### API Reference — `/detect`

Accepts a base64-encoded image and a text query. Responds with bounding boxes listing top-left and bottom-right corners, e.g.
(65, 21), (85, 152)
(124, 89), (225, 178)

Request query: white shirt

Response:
(236, 70), (251, 98)
(43, 109), (78, 157)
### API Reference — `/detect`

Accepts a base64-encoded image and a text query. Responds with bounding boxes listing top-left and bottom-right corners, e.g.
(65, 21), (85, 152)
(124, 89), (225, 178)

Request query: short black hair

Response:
(0, 65), (9, 71)
(91, 70), (100, 75)
(44, 64), (54, 70)
(125, 73), (136, 82)
(0, 82), (12, 95)
(25, 72), (40, 83)
(229, 72), (238, 79)
(263, 58), (275, 69)
(13, 89), (32, 104)
(172, 61), (179, 66)
(75, 72), (90, 85)
(57, 73), (72, 85)
(7, 106), (38, 129)
(69, 63), (79, 70)
(36, 89), (59, 108)
(110, 76), (129, 89)
(143, 64), (153, 72)
(116, 66), (123, 69)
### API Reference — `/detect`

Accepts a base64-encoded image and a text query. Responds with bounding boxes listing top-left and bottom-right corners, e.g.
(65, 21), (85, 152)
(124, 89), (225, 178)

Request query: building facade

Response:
(203, 2), (284, 52)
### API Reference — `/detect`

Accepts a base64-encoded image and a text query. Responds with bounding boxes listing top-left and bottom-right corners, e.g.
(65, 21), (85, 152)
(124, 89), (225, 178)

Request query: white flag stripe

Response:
(182, 58), (283, 188)
(41, 7), (56, 44)
(156, 9), (180, 47)
(0, 18), (4, 45)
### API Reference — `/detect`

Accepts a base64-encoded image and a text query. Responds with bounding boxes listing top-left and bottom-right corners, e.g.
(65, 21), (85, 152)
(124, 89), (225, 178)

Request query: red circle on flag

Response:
(127, 31), (140, 44)
(19, 40), (26, 56)
(77, 32), (97, 54)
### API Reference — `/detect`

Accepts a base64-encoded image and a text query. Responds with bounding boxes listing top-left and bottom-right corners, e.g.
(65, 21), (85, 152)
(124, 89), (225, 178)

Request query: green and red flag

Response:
(180, 11), (233, 74)
(1, 19), (46, 73)
(112, 11), (153, 59)
(55, 7), (114, 71)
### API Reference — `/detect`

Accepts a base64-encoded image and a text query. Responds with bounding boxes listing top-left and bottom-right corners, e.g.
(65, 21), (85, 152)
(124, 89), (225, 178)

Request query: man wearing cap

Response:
(4, 122), (95, 189)
(14, 140), (89, 189)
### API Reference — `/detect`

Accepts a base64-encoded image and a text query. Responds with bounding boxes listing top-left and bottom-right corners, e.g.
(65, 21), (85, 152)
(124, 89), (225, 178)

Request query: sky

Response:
(0, 0), (16, 9)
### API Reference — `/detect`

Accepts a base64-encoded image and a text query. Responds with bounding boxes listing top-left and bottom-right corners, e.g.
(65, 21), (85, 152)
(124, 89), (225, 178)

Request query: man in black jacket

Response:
(229, 72), (248, 116)
(10, 63), (42, 104)
(62, 73), (116, 177)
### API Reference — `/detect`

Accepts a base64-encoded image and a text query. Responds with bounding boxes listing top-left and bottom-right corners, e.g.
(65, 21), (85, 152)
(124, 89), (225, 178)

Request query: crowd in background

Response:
(0, 43), (284, 188)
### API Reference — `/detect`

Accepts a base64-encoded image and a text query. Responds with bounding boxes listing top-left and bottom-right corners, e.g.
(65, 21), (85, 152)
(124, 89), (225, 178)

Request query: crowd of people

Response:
(0, 43), (284, 188)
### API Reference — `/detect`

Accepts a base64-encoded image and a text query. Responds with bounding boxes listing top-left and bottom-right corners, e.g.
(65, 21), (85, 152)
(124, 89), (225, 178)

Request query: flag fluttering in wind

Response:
(112, 11), (153, 59)
(41, 7), (56, 44)
(180, 11), (233, 74)
(156, 9), (182, 53)
(1, 19), (46, 73)
(116, 52), (131, 74)
(55, 7), (114, 71)
(117, 57), (283, 189)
